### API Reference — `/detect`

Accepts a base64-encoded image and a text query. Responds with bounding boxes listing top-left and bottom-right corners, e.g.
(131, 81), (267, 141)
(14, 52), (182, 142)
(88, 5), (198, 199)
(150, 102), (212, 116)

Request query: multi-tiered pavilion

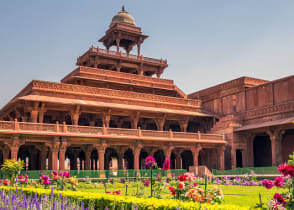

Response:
(0, 7), (226, 171)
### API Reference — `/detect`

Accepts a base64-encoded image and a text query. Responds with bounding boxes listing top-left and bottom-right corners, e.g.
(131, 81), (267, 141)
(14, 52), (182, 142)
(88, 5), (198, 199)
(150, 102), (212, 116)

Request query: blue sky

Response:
(0, 1), (294, 107)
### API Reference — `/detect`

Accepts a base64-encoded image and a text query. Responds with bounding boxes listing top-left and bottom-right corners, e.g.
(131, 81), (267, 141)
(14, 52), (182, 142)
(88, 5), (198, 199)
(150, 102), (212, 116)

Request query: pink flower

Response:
(162, 158), (170, 170)
(41, 175), (49, 181)
(274, 176), (284, 187)
(144, 178), (150, 187)
(19, 175), (24, 179)
(262, 179), (274, 189)
(273, 193), (287, 205)
(25, 174), (29, 178)
(43, 179), (51, 185)
(278, 163), (294, 177)
(145, 156), (156, 169)
(193, 182), (198, 187)
(52, 170), (58, 176)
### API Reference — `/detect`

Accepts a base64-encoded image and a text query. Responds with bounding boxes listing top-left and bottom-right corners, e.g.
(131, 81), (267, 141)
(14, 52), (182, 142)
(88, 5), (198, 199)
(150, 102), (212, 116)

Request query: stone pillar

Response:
(38, 103), (46, 123)
(270, 135), (277, 166)
(164, 146), (173, 160)
(247, 138), (254, 167)
(71, 105), (80, 126)
(102, 111), (111, 127)
(137, 43), (141, 56)
(98, 148), (105, 170)
(242, 148), (248, 168)
(192, 145), (202, 167)
(156, 115), (166, 131)
(59, 144), (67, 171)
(134, 144), (142, 170)
(49, 138), (60, 170)
(131, 112), (140, 129)
(179, 118), (189, 132)
(217, 146), (225, 170)
(10, 136), (20, 160)
(85, 149), (92, 170)
(116, 38), (120, 52)
(40, 148), (48, 170)
(117, 151), (124, 170)
(231, 147), (236, 169)
(31, 110), (39, 123)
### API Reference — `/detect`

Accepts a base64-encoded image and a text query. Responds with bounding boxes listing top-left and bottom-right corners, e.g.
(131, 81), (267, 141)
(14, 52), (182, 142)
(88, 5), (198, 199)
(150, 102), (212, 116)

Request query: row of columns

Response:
(233, 128), (285, 168)
(5, 137), (226, 171)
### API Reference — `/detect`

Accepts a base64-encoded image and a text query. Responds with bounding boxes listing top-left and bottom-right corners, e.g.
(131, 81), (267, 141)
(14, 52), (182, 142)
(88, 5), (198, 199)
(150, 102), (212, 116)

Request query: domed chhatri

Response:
(110, 6), (136, 27)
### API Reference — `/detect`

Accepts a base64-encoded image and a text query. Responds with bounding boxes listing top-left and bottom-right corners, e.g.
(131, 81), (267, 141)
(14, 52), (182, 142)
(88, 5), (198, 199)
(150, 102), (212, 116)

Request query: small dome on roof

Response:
(110, 6), (136, 27)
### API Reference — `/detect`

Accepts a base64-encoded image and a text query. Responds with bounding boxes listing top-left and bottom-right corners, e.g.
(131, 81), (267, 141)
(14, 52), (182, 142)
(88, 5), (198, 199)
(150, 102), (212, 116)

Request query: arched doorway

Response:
(18, 145), (41, 170)
(139, 149), (148, 169)
(105, 148), (118, 170)
(154, 150), (165, 168)
(181, 150), (193, 170)
(253, 134), (272, 167)
(124, 149), (134, 169)
(282, 129), (294, 162)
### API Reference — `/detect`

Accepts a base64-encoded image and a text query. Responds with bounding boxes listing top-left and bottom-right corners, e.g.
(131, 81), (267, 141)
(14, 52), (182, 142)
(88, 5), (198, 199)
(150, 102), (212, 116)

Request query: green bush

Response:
(1, 159), (24, 186)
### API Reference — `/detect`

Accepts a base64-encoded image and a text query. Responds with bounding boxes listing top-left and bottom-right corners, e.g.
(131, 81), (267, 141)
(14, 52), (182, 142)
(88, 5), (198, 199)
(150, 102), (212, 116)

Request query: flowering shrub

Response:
(162, 158), (170, 170)
(3, 186), (247, 210)
(169, 172), (224, 204)
(213, 171), (260, 186)
(1, 159), (24, 186)
(145, 156), (156, 169)
(261, 152), (294, 209)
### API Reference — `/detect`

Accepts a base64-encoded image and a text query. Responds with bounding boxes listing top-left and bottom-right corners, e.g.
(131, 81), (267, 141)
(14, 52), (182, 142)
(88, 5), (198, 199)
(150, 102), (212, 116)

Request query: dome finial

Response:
(122, 6), (125, 12)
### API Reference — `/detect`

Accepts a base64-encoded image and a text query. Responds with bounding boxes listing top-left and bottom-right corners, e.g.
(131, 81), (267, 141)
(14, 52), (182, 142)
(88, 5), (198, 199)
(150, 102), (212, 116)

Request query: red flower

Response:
(193, 182), (198, 187)
(178, 174), (187, 182)
(274, 176), (284, 187)
(178, 182), (185, 190)
(262, 179), (274, 189)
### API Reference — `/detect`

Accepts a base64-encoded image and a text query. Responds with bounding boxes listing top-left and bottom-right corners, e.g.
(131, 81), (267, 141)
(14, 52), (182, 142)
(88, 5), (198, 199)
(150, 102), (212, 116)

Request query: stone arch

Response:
(91, 149), (98, 170)
(77, 150), (85, 170)
(253, 133), (272, 167)
(18, 144), (41, 170)
(124, 148), (134, 169)
(139, 149), (148, 169)
(105, 148), (118, 170)
(181, 150), (193, 170)
(154, 149), (165, 168)
(198, 148), (217, 170)
(282, 129), (294, 162)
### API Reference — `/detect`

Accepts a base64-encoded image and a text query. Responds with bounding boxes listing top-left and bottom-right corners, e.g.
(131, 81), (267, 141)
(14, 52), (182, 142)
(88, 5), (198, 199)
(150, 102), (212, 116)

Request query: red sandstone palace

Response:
(0, 7), (293, 172)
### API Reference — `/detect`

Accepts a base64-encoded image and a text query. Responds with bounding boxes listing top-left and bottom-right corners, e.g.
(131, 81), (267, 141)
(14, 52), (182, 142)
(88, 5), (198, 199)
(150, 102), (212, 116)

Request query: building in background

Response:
(0, 7), (293, 172)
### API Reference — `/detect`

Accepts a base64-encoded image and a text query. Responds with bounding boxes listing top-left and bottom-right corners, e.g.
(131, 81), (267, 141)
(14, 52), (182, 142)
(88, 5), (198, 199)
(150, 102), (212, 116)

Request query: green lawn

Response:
(78, 182), (286, 209)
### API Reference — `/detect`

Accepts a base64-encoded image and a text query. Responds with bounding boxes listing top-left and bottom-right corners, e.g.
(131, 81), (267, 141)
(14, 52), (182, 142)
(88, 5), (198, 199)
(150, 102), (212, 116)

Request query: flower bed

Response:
(2, 186), (248, 210)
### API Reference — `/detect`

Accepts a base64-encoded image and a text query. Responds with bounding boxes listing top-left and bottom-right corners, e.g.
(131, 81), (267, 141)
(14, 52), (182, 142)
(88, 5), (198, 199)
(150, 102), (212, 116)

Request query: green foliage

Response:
(1, 159), (24, 186)
(3, 186), (249, 210)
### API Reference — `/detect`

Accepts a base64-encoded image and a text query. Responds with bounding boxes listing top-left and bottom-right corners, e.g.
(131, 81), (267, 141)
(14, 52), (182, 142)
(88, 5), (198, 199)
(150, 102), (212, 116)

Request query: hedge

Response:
(1, 187), (249, 210)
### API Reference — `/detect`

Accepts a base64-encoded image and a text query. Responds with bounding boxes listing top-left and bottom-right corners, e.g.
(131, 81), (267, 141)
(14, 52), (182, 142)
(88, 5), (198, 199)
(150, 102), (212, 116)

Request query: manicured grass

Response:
(78, 183), (286, 209)
(220, 185), (286, 208)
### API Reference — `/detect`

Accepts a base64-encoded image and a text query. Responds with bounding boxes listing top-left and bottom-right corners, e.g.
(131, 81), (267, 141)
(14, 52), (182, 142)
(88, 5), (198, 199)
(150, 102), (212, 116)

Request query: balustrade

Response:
(0, 120), (224, 143)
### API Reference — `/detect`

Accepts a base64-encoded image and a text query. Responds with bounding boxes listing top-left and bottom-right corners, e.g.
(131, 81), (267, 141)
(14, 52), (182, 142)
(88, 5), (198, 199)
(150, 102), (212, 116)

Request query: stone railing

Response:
(31, 80), (201, 108)
(0, 121), (225, 143)
(91, 47), (167, 65)
(242, 101), (294, 120)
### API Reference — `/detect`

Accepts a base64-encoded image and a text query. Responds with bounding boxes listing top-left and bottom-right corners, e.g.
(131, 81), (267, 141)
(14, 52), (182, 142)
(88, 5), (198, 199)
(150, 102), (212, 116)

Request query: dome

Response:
(110, 6), (136, 27)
